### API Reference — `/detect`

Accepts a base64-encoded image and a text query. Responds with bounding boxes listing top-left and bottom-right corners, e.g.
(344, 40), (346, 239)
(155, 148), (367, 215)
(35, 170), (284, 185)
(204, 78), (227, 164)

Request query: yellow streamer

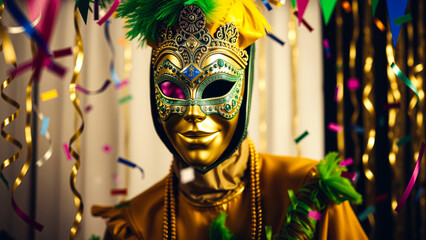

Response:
(335, 6), (345, 157)
(348, 0), (361, 172)
(289, 5), (300, 156)
(69, 8), (85, 239)
(0, 2), (21, 174)
(360, 1), (376, 237)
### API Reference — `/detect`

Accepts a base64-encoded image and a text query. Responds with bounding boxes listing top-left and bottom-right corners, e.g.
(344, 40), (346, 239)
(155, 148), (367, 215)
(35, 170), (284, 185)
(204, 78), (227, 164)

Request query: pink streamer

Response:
(308, 210), (323, 220)
(296, 0), (310, 24)
(395, 142), (425, 213)
(12, 194), (44, 231)
(340, 158), (353, 167)
(97, 0), (122, 26)
(328, 122), (343, 133)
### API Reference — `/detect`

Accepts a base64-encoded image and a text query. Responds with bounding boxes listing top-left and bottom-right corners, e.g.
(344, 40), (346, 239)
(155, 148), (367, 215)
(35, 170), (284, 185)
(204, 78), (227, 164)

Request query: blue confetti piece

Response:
(118, 157), (144, 178)
(351, 125), (364, 133)
(261, 0), (273, 11)
(40, 117), (50, 136)
(104, 20), (121, 86)
(266, 33), (285, 46)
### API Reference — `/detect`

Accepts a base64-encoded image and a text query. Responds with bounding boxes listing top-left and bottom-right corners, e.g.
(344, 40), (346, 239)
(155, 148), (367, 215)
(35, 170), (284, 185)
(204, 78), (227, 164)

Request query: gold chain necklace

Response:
(162, 140), (263, 240)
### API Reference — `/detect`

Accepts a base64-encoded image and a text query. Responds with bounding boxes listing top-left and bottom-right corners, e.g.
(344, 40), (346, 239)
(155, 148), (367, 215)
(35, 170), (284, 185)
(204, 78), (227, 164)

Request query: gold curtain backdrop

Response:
(0, 1), (324, 239)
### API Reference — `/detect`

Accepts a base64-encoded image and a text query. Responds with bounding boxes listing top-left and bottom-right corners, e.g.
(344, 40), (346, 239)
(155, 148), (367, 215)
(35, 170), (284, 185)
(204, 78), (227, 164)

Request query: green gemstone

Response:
(218, 59), (224, 67)
(209, 107), (212, 111)
(232, 100), (236, 107)
(236, 89), (239, 93)
(176, 107), (180, 112)
(225, 104), (231, 112)
(209, 67), (213, 71)
(214, 64), (218, 68)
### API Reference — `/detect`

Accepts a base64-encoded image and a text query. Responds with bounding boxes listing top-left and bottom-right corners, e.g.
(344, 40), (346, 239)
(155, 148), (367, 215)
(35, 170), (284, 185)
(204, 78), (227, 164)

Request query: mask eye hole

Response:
(202, 80), (235, 99)
(160, 81), (186, 99)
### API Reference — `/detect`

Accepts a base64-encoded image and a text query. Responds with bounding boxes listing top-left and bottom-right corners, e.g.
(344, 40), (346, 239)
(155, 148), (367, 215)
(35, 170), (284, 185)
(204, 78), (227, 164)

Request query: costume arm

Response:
(317, 201), (368, 240)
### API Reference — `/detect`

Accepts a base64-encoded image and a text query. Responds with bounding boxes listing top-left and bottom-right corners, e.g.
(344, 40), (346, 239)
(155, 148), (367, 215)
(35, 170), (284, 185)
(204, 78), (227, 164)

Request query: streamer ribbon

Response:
(33, 105), (53, 167)
(0, 4), (22, 179)
(69, 8), (85, 239)
(6, 3), (41, 34)
(391, 62), (419, 107)
(4, 0), (50, 54)
(395, 142), (425, 213)
(104, 20), (121, 86)
(1, 172), (9, 190)
(97, 0), (121, 26)
(76, 79), (111, 95)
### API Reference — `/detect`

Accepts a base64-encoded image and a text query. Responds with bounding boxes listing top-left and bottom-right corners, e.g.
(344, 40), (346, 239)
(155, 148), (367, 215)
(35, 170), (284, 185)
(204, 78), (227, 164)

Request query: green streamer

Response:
(265, 226), (272, 240)
(0, 172), (9, 190)
(393, 13), (412, 26)
(290, 0), (296, 8)
(391, 62), (419, 107)
(357, 206), (375, 222)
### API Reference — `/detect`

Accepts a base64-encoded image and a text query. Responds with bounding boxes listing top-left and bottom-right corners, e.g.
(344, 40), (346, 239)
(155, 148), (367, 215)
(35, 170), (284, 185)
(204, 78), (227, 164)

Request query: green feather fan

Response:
(117, 0), (223, 45)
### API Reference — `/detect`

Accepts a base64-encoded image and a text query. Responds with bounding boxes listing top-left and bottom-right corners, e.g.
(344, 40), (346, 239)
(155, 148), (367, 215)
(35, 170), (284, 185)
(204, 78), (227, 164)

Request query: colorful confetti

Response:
(266, 32), (285, 46)
(53, 47), (72, 58)
(391, 62), (419, 107)
(347, 78), (360, 90)
(341, 171), (356, 181)
(308, 210), (323, 220)
(393, 13), (412, 25)
(351, 125), (364, 133)
(395, 142), (425, 213)
(84, 105), (93, 113)
(396, 135), (412, 147)
(110, 189), (127, 195)
(358, 206), (375, 221)
(40, 89), (58, 101)
(387, 0), (409, 46)
(341, 1), (352, 13)
(293, 11), (314, 32)
(119, 95), (133, 104)
(63, 143), (72, 160)
(413, 188), (424, 204)
(261, 0), (272, 11)
(328, 122), (343, 133)
(102, 144), (112, 153)
(340, 158), (353, 167)
(323, 38), (331, 58)
(112, 173), (122, 184)
(117, 157), (144, 178)
(40, 117), (50, 136)
(384, 102), (401, 110)
(294, 130), (309, 144)
(180, 167), (195, 184)
(373, 17), (386, 32)
(115, 79), (129, 89)
(375, 194), (389, 203)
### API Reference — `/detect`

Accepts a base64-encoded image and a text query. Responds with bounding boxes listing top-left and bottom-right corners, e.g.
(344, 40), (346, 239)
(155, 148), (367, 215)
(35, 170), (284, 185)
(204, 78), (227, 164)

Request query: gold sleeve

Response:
(317, 201), (368, 240)
(91, 205), (140, 240)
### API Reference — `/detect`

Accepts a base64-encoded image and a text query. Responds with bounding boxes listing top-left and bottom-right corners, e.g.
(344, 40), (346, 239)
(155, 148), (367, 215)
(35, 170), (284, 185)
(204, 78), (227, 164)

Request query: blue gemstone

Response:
(182, 63), (201, 81)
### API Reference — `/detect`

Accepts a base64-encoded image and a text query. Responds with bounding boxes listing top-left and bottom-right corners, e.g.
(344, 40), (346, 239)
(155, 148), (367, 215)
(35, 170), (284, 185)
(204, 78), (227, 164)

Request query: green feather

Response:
(209, 212), (235, 240)
(316, 152), (363, 204)
(117, 0), (221, 45)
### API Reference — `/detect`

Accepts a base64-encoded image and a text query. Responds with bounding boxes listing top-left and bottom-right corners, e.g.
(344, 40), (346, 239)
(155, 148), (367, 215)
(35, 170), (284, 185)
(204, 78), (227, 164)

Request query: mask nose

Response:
(183, 105), (206, 123)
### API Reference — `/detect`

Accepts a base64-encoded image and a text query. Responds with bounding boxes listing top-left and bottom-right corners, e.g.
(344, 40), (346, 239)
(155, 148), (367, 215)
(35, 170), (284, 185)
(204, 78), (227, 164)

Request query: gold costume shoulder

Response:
(92, 153), (367, 239)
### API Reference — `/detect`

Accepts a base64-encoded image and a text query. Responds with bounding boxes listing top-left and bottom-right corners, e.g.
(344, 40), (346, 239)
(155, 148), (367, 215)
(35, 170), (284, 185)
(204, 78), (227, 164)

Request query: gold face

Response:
(159, 53), (246, 168)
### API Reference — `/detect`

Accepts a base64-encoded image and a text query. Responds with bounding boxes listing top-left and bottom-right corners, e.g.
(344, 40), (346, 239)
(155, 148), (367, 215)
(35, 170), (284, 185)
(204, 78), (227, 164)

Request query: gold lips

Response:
(178, 131), (219, 144)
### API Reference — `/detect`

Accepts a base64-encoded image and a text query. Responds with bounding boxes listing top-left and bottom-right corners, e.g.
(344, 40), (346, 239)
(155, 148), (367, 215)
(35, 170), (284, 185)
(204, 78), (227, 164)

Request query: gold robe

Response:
(92, 140), (367, 239)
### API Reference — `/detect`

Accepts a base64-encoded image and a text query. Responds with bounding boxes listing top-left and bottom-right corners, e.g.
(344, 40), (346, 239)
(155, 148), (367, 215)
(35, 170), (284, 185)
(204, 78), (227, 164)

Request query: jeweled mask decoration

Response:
(151, 4), (248, 121)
